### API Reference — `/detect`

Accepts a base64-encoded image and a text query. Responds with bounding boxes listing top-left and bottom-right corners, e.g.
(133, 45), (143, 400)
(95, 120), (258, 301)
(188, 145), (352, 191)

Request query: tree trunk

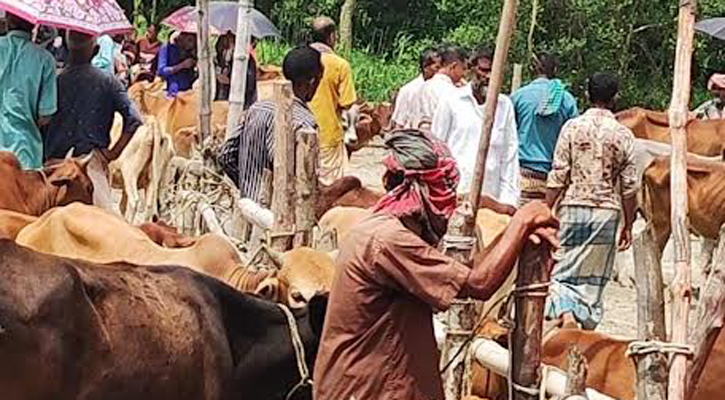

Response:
(511, 241), (554, 400)
(632, 226), (668, 400)
(270, 81), (295, 252)
(339, 0), (356, 54)
(196, 0), (212, 143)
(226, 0), (253, 136)
(668, 1), (697, 400)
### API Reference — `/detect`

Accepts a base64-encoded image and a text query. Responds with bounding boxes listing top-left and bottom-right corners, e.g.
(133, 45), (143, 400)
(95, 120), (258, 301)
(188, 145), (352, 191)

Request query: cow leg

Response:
(122, 168), (140, 224)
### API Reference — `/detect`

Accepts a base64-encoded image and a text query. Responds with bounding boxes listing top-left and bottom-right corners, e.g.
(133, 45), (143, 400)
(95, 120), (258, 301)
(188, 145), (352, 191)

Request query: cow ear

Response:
(307, 293), (329, 338)
(254, 277), (281, 302)
(48, 175), (72, 187)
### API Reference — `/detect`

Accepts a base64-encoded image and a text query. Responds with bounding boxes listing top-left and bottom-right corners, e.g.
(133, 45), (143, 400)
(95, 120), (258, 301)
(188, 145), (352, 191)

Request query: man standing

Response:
(157, 32), (197, 97)
(391, 47), (441, 129)
(46, 32), (143, 212)
(308, 16), (357, 185)
(694, 73), (725, 120)
(137, 23), (161, 64)
(416, 44), (468, 130)
(234, 46), (321, 201)
(512, 53), (578, 204)
(432, 47), (519, 214)
(314, 130), (558, 400)
(0, 12), (57, 170)
(545, 73), (637, 330)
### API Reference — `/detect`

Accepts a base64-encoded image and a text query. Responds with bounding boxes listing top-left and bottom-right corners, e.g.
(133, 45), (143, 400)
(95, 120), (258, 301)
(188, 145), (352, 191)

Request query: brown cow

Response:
(617, 107), (725, 156)
(345, 102), (394, 153)
(0, 151), (94, 216)
(0, 240), (328, 400)
(316, 176), (384, 219)
(640, 154), (725, 256)
(0, 210), (38, 240)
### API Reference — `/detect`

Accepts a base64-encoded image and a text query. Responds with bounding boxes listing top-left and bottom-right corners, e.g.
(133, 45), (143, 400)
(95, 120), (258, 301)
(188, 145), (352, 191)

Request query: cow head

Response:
(342, 104), (362, 148)
(43, 151), (94, 207)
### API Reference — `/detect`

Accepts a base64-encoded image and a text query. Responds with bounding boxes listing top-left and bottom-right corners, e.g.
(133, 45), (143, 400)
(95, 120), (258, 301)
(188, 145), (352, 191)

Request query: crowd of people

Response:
(4, 8), (725, 400)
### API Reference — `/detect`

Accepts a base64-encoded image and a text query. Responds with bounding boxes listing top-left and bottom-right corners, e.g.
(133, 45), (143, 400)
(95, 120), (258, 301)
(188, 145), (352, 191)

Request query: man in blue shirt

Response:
(157, 32), (197, 97)
(46, 31), (143, 212)
(512, 53), (578, 204)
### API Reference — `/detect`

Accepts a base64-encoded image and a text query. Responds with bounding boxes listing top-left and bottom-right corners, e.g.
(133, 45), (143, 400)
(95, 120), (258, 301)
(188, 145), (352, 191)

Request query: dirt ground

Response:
(349, 143), (706, 339)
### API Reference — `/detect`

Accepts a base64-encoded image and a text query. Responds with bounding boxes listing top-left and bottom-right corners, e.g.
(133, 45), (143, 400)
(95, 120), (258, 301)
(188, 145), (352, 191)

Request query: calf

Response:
(0, 240), (327, 400)
(0, 151), (93, 216)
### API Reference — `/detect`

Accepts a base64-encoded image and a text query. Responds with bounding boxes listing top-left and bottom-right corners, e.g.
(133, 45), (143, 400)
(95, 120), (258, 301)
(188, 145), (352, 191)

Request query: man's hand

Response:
(618, 226), (633, 251)
(178, 58), (196, 71)
(512, 201), (560, 248)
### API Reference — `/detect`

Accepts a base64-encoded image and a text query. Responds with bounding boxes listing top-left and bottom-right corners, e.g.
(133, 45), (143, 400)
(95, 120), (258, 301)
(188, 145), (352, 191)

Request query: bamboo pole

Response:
(196, 0), (212, 143)
(226, 0), (253, 137)
(668, 1), (697, 399)
(687, 226), (725, 398)
(511, 63), (523, 93)
(511, 241), (554, 400)
(467, 0), (519, 225)
(632, 226), (668, 400)
(441, 1), (519, 398)
(270, 80), (295, 252)
(294, 128), (319, 247)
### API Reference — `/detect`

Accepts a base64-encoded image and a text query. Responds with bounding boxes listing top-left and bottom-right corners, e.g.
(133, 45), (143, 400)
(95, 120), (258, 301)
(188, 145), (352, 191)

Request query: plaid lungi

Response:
(519, 167), (548, 206)
(545, 205), (620, 330)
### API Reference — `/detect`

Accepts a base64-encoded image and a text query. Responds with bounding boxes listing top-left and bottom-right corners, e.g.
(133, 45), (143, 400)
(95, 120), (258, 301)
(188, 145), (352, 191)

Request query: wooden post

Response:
(565, 347), (588, 397)
(294, 128), (319, 247)
(226, 0), (253, 136)
(467, 0), (519, 222)
(441, 0), (519, 398)
(196, 0), (212, 142)
(270, 81), (295, 252)
(511, 242), (554, 400)
(687, 227), (725, 398)
(668, 1), (697, 399)
(632, 227), (668, 400)
(511, 63), (523, 93)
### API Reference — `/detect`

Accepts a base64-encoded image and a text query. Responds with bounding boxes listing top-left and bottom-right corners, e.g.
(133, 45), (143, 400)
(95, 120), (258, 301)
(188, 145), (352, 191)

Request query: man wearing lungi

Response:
(545, 72), (637, 330)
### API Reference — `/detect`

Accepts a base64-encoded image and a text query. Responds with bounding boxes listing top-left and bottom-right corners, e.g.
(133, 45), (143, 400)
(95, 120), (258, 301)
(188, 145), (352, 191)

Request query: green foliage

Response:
(135, 0), (725, 108)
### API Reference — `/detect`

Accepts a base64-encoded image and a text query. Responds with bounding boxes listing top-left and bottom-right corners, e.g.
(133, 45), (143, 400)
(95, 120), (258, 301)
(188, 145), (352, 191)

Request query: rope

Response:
(277, 304), (314, 400)
(442, 235), (477, 252)
(626, 340), (694, 358)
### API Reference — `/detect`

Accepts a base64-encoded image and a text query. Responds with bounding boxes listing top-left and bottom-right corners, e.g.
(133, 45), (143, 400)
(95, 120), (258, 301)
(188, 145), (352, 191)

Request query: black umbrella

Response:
(695, 17), (725, 41)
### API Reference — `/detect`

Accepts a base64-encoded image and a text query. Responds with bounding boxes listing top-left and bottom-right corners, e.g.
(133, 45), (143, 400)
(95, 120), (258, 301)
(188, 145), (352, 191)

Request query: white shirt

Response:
(431, 86), (520, 206)
(391, 75), (424, 128)
(415, 73), (463, 129)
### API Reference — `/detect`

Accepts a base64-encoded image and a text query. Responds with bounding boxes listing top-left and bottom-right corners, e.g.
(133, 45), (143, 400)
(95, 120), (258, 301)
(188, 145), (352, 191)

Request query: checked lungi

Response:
(545, 205), (620, 330)
(518, 167), (548, 206)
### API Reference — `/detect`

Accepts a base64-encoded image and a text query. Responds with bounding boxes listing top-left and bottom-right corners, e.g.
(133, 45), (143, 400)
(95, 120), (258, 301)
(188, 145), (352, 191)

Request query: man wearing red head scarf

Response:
(314, 130), (559, 400)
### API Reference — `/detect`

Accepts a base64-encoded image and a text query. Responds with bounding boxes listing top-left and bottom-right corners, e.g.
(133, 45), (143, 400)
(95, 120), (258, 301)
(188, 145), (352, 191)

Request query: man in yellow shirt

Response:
(309, 16), (357, 184)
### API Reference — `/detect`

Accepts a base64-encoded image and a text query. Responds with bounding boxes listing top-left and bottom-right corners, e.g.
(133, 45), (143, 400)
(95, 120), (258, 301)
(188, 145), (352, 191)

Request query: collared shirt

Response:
(391, 75), (424, 128)
(694, 98), (725, 120)
(308, 44), (357, 149)
(0, 30), (57, 170)
(92, 34), (117, 75)
(415, 73), (464, 129)
(45, 64), (143, 159)
(547, 108), (637, 210)
(432, 86), (520, 206)
(512, 78), (578, 174)
(314, 213), (470, 400)
(237, 97), (317, 201)
(157, 43), (195, 97)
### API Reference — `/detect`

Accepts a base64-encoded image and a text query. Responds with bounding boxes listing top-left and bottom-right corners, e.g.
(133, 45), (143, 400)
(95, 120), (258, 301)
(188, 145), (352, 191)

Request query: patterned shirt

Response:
(547, 108), (637, 210)
(237, 97), (317, 201)
(694, 98), (725, 120)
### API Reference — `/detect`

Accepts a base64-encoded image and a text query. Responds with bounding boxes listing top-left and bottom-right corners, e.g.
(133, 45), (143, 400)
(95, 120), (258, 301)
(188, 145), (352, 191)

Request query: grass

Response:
(256, 40), (416, 103)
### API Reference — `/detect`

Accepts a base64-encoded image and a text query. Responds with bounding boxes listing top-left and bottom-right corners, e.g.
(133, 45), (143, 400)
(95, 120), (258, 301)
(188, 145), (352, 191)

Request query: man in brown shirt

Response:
(314, 130), (559, 400)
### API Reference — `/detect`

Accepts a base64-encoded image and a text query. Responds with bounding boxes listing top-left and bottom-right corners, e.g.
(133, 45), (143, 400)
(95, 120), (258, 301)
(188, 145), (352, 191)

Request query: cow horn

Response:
(77, 152), (94, 170)
(64, 147), (75, 160)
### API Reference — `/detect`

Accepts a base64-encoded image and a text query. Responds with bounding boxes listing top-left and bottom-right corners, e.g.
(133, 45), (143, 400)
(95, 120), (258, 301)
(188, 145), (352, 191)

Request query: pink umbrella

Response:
(0, 0), (133, 36)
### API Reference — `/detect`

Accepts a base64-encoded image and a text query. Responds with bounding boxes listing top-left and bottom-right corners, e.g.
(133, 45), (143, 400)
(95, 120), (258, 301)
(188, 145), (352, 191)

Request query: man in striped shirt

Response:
(236, 46), (322, 201)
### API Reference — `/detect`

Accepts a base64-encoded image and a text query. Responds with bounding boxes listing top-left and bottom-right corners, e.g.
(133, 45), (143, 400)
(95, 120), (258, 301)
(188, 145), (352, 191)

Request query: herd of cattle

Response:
(1, 70), (725, 399)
